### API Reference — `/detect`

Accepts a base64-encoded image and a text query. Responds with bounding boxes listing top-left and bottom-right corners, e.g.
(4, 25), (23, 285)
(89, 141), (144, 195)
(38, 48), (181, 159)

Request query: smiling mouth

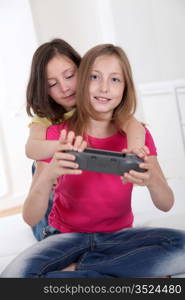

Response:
(94, 96), (111, 103)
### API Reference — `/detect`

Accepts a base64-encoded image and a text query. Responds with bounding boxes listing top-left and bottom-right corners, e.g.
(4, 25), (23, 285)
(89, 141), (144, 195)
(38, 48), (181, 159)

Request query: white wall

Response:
(29, 0), (185, 130)
(30, 0), (185, 83)
(1, 0), (185, 216)
(139, 80), (185, 178)
(29, 0), (105, 55)
(111, 0), (185, 83)
(0, 0), (38, 210)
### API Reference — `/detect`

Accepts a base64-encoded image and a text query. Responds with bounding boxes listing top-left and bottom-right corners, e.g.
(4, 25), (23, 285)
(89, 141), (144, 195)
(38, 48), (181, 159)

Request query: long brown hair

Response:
(26, 39), (81, 123)
(69, 44), (137, 135)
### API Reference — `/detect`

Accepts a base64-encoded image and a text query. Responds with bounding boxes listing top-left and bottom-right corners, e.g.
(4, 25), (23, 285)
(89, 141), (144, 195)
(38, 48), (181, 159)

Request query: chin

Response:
(92, 106), (111, 113)
(63, 100), (76, 110)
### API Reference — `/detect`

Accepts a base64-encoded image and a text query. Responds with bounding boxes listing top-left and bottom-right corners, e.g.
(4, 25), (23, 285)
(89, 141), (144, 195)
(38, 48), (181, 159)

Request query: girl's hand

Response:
(46, 130), (87, 180)
(122, 145), (149, 158)
(121, 152), (152, 186)
(47, 151), (82, 180)
(56, 129), (87, 152)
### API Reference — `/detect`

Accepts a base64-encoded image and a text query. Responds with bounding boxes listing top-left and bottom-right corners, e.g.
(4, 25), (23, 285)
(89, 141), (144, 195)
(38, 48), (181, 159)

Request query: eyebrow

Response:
(47, 67), (76, 80)
(47, 78), (56, 81)
(92, 70), (122, 76)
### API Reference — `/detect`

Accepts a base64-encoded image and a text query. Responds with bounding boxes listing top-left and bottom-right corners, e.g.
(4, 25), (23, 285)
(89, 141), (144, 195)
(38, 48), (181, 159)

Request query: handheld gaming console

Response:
(66, 148), (146, 175)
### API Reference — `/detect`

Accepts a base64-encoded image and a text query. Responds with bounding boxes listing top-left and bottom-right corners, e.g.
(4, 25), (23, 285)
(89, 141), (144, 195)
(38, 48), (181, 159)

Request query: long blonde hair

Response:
(69, 44), (137, 135)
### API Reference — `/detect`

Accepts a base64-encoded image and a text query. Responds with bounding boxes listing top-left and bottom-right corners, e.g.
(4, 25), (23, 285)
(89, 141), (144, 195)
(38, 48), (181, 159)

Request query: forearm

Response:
(23, 169), (54, 226)
(25, 139), (58, 160)
(123, 117), (145, 149)
(147, 172), (174, 212)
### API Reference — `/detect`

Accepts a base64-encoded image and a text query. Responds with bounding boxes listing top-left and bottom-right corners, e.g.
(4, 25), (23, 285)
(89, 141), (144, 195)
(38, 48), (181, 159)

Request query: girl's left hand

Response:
(121, 154), (152, 186)
(122, 145), (149, 158)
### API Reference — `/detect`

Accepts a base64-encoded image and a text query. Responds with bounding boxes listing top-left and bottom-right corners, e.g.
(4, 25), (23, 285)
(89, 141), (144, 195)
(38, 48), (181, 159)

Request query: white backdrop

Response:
(0, 0), (37, 210)
(0, 0), (185, 219)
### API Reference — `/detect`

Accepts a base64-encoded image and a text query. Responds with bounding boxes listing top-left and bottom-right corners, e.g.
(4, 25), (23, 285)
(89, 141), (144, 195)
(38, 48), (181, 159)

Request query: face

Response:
(89, 54), (125, 118)
(46, 55), (78, 111)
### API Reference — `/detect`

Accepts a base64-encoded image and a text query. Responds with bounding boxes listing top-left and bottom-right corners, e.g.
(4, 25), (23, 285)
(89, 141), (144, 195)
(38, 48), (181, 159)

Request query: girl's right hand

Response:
(46, 130), (87, 180)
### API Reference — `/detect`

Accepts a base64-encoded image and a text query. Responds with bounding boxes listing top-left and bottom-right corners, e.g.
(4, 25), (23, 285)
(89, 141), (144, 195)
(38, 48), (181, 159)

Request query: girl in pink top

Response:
(43, 123), (157, 234)
(25, 38), (149, 241)
(2, 44), (185, 278)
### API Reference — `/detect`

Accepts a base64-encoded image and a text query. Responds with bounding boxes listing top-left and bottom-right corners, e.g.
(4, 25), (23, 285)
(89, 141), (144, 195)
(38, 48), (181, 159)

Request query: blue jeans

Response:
(1, 227), (185, 278)
(31, 197), (55, 241)
(31, 162), (55, 241)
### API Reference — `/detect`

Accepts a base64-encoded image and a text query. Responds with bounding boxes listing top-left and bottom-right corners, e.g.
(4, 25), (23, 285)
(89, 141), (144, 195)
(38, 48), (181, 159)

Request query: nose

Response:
(100, 78), (109, 93)
(58, 80), (70, 93)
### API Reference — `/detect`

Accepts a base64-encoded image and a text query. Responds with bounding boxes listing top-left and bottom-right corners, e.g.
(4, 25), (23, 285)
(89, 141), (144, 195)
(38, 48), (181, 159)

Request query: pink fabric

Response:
(42, 123), (157, 233)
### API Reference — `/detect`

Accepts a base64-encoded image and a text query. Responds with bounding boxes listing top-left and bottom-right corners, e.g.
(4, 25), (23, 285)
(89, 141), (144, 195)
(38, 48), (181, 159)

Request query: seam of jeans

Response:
(38, 246), (90, 275)
(93, 227), (175, 244)
(94, 233), (174, 247)
(89, 232), (173, 246)
(78, 244), (166, 268)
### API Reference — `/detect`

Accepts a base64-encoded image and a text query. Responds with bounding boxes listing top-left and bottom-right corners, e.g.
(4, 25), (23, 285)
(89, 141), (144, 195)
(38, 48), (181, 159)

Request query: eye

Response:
(65, 69), (76, 80)
(90, 74), (100, 80)
(48, 82), (57, 88)
(65, 73), (75, 79)
(111, 77), (121, 83)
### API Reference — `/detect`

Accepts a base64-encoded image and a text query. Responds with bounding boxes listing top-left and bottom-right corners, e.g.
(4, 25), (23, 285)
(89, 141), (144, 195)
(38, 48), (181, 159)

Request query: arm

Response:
(121, 155), (174, 212)
(25, 123), (59, 160)
(145, 156), (174, 211)
(122, 116), (149, 156)
(23, 131), (87, 226)
(22, 161), (54, 226)
(23, 152), (82, 226)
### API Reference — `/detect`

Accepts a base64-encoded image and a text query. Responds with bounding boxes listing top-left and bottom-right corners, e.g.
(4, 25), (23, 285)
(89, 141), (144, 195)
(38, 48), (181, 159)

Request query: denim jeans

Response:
(31, 162), (55, 241)
(2, 227), (185, 278)
(31, 198), (55, 241)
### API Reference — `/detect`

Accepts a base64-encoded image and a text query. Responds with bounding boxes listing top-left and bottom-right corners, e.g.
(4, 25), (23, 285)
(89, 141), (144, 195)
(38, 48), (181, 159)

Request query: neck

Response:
(87, 118), (116, 138)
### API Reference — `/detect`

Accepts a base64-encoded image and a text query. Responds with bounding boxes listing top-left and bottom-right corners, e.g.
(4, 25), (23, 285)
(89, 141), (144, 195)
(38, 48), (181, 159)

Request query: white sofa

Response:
(0, 213), (36, 273)
(0, 178), (185, 274)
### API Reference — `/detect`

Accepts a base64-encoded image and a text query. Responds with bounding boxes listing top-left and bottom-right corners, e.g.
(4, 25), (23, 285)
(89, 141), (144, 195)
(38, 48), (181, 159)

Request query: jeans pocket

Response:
(42, 225), (60, 239)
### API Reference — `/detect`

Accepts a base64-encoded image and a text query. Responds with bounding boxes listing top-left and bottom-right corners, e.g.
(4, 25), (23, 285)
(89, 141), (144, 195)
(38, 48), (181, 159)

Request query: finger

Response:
(58, 160), (79, 169)
(143, 155), (149, 162)
(55, 167), (82, 176)
(120, 175), (129, 184)
(66, 131), (75, 146)
(56, 143), (74, 153)
(129, 170), (150, 180)
(135, 148), (147, 158)
(135, 146), (150, 157)
(125, 147), (146, 158)
(78, 140), (88, 152)
(143, 145), (150, 155)
(59, 129), (67, 144)
(73, 136), (84, 150)
(54, 152), (76, 161)
(64, 169), (82, 175)
(139, 162), (150, 171)
(124, 172), (145, 185)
